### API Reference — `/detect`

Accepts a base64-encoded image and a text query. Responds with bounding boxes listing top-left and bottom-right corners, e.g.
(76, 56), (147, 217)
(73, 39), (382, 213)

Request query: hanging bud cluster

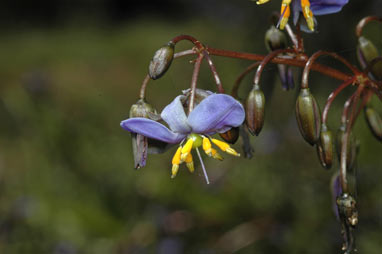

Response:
(148, 42), (175, 80)
(245, 84), (265, 136)
(295, 88), (321, 146)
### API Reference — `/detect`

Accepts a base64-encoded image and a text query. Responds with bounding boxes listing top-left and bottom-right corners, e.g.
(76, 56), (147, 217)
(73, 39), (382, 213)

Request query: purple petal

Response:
(121, 118), (186, 144)
(187, 94), (245, 134)
(331, 172), (342, 220)
(161, 95), (191, 134)
(292, 0), (348, 16)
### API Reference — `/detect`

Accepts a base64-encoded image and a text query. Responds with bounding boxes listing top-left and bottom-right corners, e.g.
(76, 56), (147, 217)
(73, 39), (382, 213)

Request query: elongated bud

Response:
(316, 124), (333, 169)
(357, 36), (382, 80)
(129, 99), (157, 169)
(335, 124), (357, 171)
(148, 42), (175, 80)
(265, 25), (287, 52)
(219, 127), (239, 144)
(245, 84), (265, 136)
(295, 88), (321, 145)
(365, 106), (382, 141)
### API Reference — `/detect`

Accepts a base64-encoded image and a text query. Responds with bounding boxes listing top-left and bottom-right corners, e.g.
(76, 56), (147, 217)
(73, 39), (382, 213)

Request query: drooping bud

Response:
(219, 127), (240, 144)
(336, 193), (358, 227)
(364, 106), (382, 142)
(264, 25), (287, 52)
(316, 124), (333, 169)
(129, 99), (157, 169)
(245, 84), (265, 136)
(148, 42), (175, 80)
(357, 36), (382, 80)
(335, 124), (357, 171)
(295, 88), (321, 145)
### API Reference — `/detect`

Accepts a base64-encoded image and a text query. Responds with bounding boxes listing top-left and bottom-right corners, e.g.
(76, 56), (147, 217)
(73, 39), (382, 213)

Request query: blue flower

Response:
(121, 92), (245, 183)
(256, 0), (349, 31)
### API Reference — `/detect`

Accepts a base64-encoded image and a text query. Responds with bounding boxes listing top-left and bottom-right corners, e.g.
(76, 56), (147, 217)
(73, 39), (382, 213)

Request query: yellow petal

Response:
(172, 146), (182, 165)
(211, 138), (240, 157)
(202, 137), (212, 156)
(211, 148), (224, 161)
(181, 138), (194, 161)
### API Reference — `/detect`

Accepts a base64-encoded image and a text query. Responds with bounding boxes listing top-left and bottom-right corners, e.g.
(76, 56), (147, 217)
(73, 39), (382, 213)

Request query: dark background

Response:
(0, 1), (381, 253)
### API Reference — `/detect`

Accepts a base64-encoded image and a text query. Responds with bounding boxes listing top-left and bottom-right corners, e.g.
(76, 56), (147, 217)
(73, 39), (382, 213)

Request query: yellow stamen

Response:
(181, 138), (194, 161)
(279, 1), (291, 30)
(211, 138), (240, 157)
(202, 137), (212, 156)
(255, 0), (270, 5)
(301, 0), (314, 31)
(211, 148), (224, 161)
(185, 152), (194, 173)
(171, 146), (182, 178)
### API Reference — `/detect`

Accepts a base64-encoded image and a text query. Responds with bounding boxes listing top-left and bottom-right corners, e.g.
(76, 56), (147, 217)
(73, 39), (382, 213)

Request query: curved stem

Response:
(139, 49), (197, 100)
(301, 50), (360, 89)
(322, 77), (355, 124)
(364, 56), (382, 75)
(170, 34), (204, 50)
(203, 51), (225, 93)
(231, 62), (261, 98)
(253, 48), (296, 86)
(356, 16), (382, 38)
(206, 47), (351, 81)
(188, 54), (204, 114)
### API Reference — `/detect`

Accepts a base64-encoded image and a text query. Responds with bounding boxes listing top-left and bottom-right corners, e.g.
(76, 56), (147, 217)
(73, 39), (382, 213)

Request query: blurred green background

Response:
(0, 1), (381, 253)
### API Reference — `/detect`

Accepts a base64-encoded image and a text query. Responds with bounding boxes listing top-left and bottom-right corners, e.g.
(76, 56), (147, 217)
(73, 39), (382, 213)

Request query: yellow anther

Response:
(181, 138), (194, 161)
(211, 139), (240, 157)
(211, 148), (224, 161)
(171, 146), (182, 178)
(171, 164), (179, 178)
(202, 137), (212, 156)
(301, 0), (314, 31)
(185, 153), (194, 173)
(279, 3), (291, 30)
(255, 0), (270, 5)
(172, 146), (182, 165)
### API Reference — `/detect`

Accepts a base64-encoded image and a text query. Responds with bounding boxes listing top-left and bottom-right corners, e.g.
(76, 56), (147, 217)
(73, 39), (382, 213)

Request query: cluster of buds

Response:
(121, 6), (381, 252)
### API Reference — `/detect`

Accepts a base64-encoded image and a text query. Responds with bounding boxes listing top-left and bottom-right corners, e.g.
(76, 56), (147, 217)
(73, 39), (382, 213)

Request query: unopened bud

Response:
(316, 124), (333, 169)
(357, 36), (382, 80)
(219, 127), (240, 144)
(295, 88), (321, 145)
(245, 84), (265, 136)
(365, 106), (382, 142)
(148, 42), (175, 80)
(129, 99), (157, 169)
(265, 25), (287, 52)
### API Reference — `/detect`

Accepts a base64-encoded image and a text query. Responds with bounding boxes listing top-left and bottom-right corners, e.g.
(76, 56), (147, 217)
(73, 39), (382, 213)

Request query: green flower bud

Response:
(365, 106), (382, 142)
(295, 88), (321, 145)
(129, 99), (156, 118)
(265, 25), (287, 52)
(357, 36), (382, 80)
(316, 124), (334, 169)
(148, 42), (175, 80)
(245, 84), (265, 136)
(336, 124), (357, 171)
(219, 127), (240, 144)
(129, 99), (157, 169)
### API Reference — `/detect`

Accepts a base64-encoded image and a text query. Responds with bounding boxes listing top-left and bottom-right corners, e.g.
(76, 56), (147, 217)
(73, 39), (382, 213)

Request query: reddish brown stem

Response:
(206, 47), (351, 81)
(322, 77), (355, 124)
(231, 62), (261, 98)
(170, 35), (204, 49)
(203, 51), (225, 93)
(356, 16), (382, 38)
(188, 54), (204, 114)
(253, 48), (296, 86)
(301, 51), (360, 89)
